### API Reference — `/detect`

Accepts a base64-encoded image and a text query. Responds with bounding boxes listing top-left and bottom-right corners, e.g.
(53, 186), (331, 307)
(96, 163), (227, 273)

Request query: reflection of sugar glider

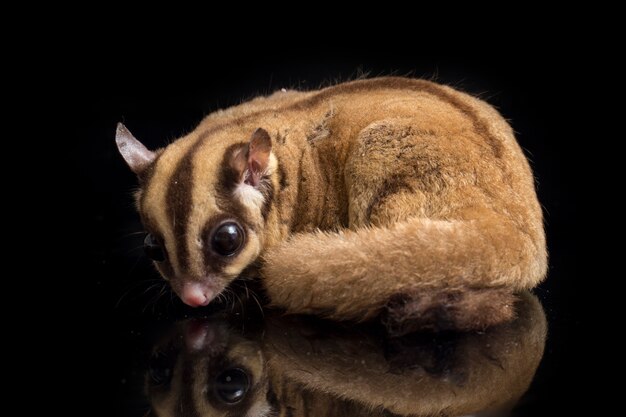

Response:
(117, 77), (546, 330)
(144, 293), (546, 416)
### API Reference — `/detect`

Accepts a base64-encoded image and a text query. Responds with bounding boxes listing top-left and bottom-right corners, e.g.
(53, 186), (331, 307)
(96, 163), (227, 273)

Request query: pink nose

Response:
(181, 282), (213, 307)
(184, 320), (215, 350)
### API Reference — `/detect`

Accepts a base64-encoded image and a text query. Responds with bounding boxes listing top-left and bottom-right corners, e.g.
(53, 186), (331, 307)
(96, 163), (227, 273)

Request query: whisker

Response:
(250, 291), (265, 318)
(141, 282), (168, 314)
(238, 281), (265, 317)
(115, 279), (164, 308)
(141, 282), (162, 297)
(153, 284), (169, 313)
(244, 282), (250, 299)
(117, 230), (148, 239)
(147, 284), (167, 314)
(231, 290), (244, 313)
(123, 245), (145, 255)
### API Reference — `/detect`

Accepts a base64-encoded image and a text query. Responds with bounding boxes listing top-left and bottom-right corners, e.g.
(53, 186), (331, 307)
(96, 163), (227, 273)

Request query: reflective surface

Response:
(138, 292), (545, 416)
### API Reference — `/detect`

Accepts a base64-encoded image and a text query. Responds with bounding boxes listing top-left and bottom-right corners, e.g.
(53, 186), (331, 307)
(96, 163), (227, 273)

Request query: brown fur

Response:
(117, 77), (547, 330)
(383, 288), (517, 335)
(144, 292), (547, 416)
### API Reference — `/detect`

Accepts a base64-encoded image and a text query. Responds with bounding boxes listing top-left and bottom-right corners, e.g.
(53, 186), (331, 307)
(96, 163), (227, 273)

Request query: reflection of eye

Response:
(214, 368), (249, 404)
(148, 350), (176, 386)
(144, 233), (166, 262)
(211, 223), (244, 256)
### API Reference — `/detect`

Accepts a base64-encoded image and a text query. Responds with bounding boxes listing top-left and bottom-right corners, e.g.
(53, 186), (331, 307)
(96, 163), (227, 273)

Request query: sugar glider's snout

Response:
(178, 280), (216, 307)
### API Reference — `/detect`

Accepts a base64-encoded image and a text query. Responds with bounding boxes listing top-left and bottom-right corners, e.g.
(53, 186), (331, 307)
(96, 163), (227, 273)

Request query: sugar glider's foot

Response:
(382, 288), (517, 336)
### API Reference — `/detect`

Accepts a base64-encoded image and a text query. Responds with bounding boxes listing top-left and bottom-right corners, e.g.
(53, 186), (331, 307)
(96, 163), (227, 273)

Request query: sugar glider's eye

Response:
(148, 348), (177, 386)
(212, 223), (244, 256)
(213, 368), (249, 404)
(144, 233), (166, 262)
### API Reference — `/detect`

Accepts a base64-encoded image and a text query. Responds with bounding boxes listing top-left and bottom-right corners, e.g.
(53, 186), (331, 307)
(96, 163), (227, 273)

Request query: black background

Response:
(55, 50), (583, 416)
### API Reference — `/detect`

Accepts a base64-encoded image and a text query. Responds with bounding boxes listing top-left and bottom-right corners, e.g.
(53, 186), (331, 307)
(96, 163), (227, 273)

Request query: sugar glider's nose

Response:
(184, 319), (214, 350)
(181, 282), (213, 307)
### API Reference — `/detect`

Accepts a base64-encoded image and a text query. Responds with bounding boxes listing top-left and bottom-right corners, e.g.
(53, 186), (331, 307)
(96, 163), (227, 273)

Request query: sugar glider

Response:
(116, 77), (546, 331)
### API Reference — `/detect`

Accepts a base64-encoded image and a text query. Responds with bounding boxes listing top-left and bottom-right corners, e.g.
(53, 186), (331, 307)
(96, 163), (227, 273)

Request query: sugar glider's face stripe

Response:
(166, 139), (205, 274)
(216, 143), (252, 231)
(260, 182), (274, 222)
(141, 137), (198, 276)
(179, 360), (202, 417)
(140, 128), (215, 278)
(208, 143), (263, 277)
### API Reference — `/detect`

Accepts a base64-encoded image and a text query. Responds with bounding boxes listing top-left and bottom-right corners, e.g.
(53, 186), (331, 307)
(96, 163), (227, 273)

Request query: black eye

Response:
(211, 223), (244, 256)
(144, 233), (166, 262)
(214, 368), (249, 404)
(148, 349), (177, 386)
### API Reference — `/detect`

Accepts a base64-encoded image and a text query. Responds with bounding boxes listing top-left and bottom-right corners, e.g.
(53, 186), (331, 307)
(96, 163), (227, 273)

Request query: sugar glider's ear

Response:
(231, 128), (272, 187)
(115, 122), (156, 175)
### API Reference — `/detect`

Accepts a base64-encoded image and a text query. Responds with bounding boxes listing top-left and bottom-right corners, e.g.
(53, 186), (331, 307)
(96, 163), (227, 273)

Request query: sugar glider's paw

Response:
(382, 288), (517, 336)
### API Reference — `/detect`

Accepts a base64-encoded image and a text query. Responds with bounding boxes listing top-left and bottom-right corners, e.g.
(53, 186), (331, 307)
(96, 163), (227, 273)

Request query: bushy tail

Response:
(262, 214), (546, 332)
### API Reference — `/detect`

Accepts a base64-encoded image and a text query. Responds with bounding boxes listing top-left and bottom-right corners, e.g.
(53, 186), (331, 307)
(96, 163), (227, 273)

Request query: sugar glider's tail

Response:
(261, 212), (546, 334)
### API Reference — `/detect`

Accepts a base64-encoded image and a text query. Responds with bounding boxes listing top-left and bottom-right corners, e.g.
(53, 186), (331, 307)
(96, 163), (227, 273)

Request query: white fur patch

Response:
(245, 399), (272, 417)
(233, 183), (265, 212)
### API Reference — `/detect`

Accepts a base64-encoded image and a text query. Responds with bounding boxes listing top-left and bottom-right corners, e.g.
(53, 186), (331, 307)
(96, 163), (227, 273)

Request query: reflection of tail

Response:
(265, 292), (546, 416)
(262, 212), (547, 330)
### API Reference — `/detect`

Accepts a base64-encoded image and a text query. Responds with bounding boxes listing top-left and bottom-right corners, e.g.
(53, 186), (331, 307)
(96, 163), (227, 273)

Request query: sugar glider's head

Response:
(145, 319), (269, 417)
(116, 123), (276, 307)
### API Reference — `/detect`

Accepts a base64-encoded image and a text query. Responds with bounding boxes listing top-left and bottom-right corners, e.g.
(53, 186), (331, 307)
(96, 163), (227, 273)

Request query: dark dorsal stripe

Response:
(193, 77), (504, 158)
(293, 77), (504, 158)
